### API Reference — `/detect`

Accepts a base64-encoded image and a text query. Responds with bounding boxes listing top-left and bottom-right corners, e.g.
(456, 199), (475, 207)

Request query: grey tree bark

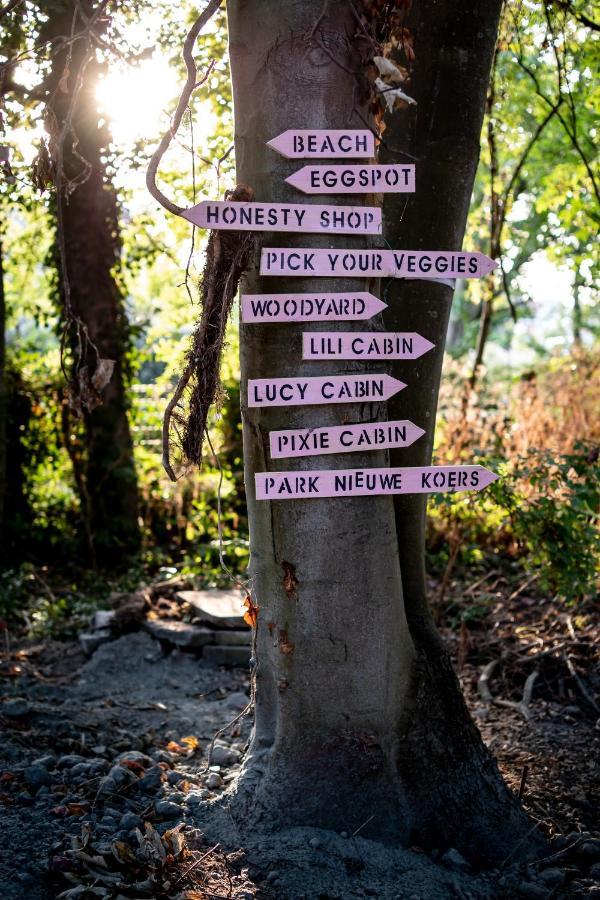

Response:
(227, 0), (541, 864)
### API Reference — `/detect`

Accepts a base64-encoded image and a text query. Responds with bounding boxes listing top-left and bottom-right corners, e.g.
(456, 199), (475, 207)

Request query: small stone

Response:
(590, 863), (600, 880)
(155, 800), (182, 818)
(143, 619), (215, 648)
(309, 837), (321, 849)
(210, 744), (241, 767)
(440, 848), (470, 872)
(100, 815), (118, 827)
(121, 812), (142, 830)
(79, 629), (112, 655)
(32, 754), (56, 769)
(538, 868), (566, 887)
(518, 883), (549, 899)
(91, 610), (115, 629)
(57, 754), (86, 769)
(266, 871), (279, 883)
(138, 766), (164, 792)
(108, 764), (135, 787)
(206, 773), (222, 789)
(69, 763), (91, 777)
(578, 841), (600, 861)
(97, 776), (117, 795)
(1, 698), (30, 718)
(167, 770), (185, 786)
(187, 790), (210, 805)
(176, 589), (246, 628)
(24, 765), (53, 789)
(115, 750), (152, 766)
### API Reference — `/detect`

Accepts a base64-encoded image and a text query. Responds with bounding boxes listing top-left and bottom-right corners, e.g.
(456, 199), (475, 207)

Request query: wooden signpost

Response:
(248, 374), (405, 407)
(182, 201), (381, 235)
(270, 420), (425, 458)
(286, 164), (415, 194)
(261, 247), (497, 279)
(267, 129), (375, 159)
(241, 292), (386, 323)
(303, 331), (435, 360)
(255, 466), (499, 499)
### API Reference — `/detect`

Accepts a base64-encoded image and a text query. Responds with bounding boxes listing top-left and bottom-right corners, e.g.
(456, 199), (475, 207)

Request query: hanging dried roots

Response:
(162, 184), (255, 481)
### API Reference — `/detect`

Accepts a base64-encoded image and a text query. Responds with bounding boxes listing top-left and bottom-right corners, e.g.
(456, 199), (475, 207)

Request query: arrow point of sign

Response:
(267, 133), (290, 158)
(415, 334), (436, 358)
(180, 204), (201, 226)
(385, 375), (407, 398)
(285, 169), (308, 192)
(478, 253), (498, 275)
(368, 293), (388, 315)
(479, 467), (499, 488)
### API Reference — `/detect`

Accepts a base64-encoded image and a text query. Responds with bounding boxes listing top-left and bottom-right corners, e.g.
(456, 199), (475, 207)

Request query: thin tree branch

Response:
(146, 0), (222, 217)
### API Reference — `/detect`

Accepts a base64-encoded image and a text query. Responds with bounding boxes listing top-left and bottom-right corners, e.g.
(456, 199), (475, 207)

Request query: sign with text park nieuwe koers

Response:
(183, 128), (499, 499)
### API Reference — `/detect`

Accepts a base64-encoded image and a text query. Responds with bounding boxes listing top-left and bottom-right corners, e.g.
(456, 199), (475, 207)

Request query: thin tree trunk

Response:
(42, 1), (140, 563)
(0, 235), (6, 554)
(226, 0), (541, 864)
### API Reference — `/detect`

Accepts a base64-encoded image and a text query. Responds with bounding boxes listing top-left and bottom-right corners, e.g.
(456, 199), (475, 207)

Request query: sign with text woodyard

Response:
(255, 466), (499, 500)
(241, 292), (386, 323)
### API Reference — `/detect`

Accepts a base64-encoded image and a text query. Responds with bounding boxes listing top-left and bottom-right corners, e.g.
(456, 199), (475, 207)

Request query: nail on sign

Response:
(241, 292), (386, 323)
(182, 202), (381, 235)
(255, 466), (498, 499)
(303, 332), (434, 361)
(267, 129), (375, 159)
(270, 420), (425, 459)
(261, 248), (497, 279)
(248, 374), (405, 408)
(286, 164), (415, 194)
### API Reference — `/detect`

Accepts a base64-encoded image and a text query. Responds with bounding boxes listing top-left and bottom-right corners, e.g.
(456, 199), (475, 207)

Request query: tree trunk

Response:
(227, 0), (540, 864)
(0, 235), (6, 554)
(42, 1), (140, 563)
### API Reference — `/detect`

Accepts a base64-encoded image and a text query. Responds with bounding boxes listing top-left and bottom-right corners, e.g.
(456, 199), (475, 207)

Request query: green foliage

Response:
(428, 443), (599, 603)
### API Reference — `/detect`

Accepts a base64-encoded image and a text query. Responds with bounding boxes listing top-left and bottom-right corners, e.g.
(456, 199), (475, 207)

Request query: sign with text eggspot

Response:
(303, 331), (434, 361)
(255, 466), (499, 500)
(248, 374), (405, 408)
(260, 247), (497, 279)
(182, 201), (381, 235)
(270, 420), (425, 459)
(286, 164), (415, 194)
(267, 129), (375, 159)
(241, 291), (386, 323)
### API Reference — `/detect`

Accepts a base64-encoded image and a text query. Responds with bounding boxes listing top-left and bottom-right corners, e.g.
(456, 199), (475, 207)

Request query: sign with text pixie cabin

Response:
(255, 466), (499, 499)
(261, 247), (496, 279)
(241, 292), (386, 323)
(270, 420), (425, 459)
(183, 201), (381, 235)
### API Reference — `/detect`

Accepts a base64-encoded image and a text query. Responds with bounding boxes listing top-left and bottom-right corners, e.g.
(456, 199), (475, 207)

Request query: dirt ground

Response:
(0, 581), (598, 900)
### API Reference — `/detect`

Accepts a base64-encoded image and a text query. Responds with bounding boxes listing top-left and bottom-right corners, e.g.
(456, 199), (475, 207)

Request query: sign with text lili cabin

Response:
(261, 248), (496, 279)
(255, 466), (499, 500)
(303, 332), (434, 360)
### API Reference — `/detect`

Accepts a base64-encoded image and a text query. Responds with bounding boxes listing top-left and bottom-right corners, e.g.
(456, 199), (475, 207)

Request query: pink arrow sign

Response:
(303, 331), (434, 360)
(267, 129), (375, 159)
(270, 420), (425, 459)
(182, 201), (381, 235)
(241, 292), (386, 323)
(248, 374), (405, 408)
(255, 465), (498, 499)
(260, 248), (496, 279)
(286, 164), (415, 194)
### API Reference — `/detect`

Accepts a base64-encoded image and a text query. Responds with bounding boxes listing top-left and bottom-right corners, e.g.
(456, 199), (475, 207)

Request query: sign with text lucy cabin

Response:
(270, 420), (425, 459)
(303, 332), (434, 361)
(182, 201), (381, 235)
(247, 374), (405, 407)
(261, 248), (496, 279)
(241, 292), (386, 323)
(255, 466), (498, 500)
(267, 129), (375, 159)
(286, 164), (415, 194)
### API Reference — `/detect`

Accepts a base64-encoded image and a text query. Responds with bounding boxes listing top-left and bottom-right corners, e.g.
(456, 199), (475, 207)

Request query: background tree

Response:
(223, 0), (540, 863)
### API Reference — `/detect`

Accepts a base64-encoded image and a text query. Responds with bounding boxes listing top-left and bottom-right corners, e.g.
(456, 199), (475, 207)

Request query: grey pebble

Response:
(121, 812), (142, 829)
(24, 765), (53, 789)
(1, 698), (30, 718)
(440, 848), (470, 872)
(155, 799), (182, 818)
(206, 772), (222, 789)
